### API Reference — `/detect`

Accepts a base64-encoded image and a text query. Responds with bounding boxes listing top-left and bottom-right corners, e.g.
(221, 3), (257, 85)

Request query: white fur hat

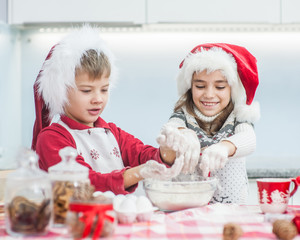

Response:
(38, 25), (116, 119)
(32, 25), (116, 150)
(177, 43), (260, 123)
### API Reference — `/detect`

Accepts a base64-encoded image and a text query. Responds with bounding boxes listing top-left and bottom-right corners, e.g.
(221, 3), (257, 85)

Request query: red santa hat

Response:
(177, 43), (260, 123)
(31, 26), (116, 150)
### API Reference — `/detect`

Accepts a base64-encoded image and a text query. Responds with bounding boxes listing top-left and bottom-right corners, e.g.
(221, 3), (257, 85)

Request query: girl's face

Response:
(191, 70), (231, 117)
(64, 71), (110, 127)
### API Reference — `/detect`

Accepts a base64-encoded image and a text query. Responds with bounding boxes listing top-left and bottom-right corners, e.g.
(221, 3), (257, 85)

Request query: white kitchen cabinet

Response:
(8, 0), (146, 25)
(147, 0), (281, 24)
(7, 0), (300, 26)
(0, 0), (7, 23)
(282, 0), (300, 23)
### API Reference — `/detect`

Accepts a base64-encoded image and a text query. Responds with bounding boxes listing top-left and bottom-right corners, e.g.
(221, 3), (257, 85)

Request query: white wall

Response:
(1, 26), (300, 169)
(17, 28), (300, 170)
(0, 24), (21, 169)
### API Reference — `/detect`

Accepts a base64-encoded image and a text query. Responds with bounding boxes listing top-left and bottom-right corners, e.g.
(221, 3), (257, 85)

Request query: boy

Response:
(32, 26), (200, 194)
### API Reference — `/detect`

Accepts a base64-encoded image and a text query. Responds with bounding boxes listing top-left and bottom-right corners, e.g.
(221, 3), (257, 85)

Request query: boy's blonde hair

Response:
(76, 49), (111, 79)
(32, 26), (116, 150)
(36, 26), (116, 120)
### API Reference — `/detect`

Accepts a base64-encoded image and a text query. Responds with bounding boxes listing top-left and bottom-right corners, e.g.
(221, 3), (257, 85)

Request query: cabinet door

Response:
(8, 0), (146, 25)
(282, 0), (300, 23)
(147, 0), (281, 24)
(0, 0), (8, 23)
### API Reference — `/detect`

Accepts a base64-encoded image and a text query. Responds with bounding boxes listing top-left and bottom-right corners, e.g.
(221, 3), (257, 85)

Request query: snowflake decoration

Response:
(90, 149), (99, 160)
(112, 147), (120, 158)
(214, 132), (227, 141)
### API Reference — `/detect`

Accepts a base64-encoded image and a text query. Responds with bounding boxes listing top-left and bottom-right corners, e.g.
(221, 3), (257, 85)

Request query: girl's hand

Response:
(199, 142), (231, 177)
(157, 124), (200, 174)
(178, 127), (201, 173)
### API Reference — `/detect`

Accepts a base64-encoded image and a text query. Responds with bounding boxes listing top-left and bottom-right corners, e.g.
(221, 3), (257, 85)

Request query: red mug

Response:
(256, 178), (298, 214)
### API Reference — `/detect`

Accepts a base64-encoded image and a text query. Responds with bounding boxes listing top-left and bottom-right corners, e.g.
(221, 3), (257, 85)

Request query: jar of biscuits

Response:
(4, 148), (52, 237)
(66, 195), (116, 239)
(48, 146), (92, 226)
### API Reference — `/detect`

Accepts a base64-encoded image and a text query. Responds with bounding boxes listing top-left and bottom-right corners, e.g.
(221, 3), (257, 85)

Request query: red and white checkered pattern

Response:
(1, 204), (300, 239)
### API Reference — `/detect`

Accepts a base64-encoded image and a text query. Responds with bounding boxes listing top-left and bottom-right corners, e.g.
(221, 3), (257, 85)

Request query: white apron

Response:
(59, 120), (125, 173)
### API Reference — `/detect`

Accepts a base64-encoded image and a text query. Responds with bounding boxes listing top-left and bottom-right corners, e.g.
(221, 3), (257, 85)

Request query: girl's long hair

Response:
(174, 89), (234, 136)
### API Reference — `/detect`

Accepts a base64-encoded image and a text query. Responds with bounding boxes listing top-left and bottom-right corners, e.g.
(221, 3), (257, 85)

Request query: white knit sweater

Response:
(167, 109), (256, 204)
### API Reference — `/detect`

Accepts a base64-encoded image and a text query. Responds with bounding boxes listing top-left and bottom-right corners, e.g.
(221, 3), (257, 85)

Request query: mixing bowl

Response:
(143, 177), (218, 212)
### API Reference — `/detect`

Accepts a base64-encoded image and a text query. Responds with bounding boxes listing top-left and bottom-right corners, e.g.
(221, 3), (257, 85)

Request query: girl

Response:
(31, 26), (199, 195)
(160, 43), (260, 204)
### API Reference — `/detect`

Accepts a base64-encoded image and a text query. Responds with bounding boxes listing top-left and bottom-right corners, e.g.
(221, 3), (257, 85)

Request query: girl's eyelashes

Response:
(195, 85), (226, 90)
(81, 89), (91, 93)
(216, 86), (226, 90)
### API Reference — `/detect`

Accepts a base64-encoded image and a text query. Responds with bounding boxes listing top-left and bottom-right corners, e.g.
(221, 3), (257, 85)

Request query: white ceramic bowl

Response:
(143, 178), (218, 212)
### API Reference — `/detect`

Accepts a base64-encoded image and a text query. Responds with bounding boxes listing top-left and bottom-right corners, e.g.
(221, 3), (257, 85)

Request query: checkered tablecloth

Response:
(1, 204), (300, 239)
(113, 205), (277, 240)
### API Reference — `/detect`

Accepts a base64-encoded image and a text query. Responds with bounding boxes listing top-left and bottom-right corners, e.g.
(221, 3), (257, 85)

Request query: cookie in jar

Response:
(48, 146), (92, 226)
(4, 148), (52, 237)
(66, 192), (116, 239)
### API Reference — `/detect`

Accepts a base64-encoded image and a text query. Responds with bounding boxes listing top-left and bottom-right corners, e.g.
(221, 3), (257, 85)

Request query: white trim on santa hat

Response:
(37, 25), (116, 120)
(177, 46), (260, 123)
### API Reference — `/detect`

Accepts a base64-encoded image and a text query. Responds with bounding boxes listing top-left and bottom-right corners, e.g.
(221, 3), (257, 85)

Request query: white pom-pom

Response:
(234, 101), (260, 123)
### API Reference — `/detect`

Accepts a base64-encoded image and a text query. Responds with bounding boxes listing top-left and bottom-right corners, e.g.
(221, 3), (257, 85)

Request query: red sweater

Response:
(36, 115), (162, 194)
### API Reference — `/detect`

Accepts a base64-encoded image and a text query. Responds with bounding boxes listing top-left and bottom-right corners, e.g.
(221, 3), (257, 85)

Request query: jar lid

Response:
(7, 148), (48, 180)
(49, 147), (89, 181)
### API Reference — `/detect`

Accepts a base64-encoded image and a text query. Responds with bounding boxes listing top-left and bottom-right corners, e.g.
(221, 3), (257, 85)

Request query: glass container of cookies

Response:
(48, 146), (91, 226)
(66, 194), (116, 239)
(4, 148), (52, 237)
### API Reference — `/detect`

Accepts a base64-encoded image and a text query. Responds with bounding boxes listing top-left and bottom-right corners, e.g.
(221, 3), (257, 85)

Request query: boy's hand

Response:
(199, 143), (229, 177)
(157, 124), (200, 174)
(139, 154), (184, 180)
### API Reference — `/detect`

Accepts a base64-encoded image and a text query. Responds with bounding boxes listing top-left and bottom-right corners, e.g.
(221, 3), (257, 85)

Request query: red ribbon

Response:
(69, 202), (114, 240)
(293, 213), (300, 233)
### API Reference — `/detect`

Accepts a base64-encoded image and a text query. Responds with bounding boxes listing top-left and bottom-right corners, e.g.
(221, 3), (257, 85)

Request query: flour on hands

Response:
(139, 154), (184, 180)
(157, 123), (200, 174)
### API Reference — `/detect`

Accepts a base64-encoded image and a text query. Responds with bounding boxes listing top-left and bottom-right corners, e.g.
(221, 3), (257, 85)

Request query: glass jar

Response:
(66, 198), (116, 239)
(48, 146), (92, 226)
(4, 148), (52, 237)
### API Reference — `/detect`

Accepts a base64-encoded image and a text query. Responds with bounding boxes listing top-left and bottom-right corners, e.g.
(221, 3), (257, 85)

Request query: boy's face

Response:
(191, 70), (231, 117)
(64, 71), (110, 127)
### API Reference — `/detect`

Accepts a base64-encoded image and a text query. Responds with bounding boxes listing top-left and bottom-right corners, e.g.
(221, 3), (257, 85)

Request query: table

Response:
(1, 204), (300, 239)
